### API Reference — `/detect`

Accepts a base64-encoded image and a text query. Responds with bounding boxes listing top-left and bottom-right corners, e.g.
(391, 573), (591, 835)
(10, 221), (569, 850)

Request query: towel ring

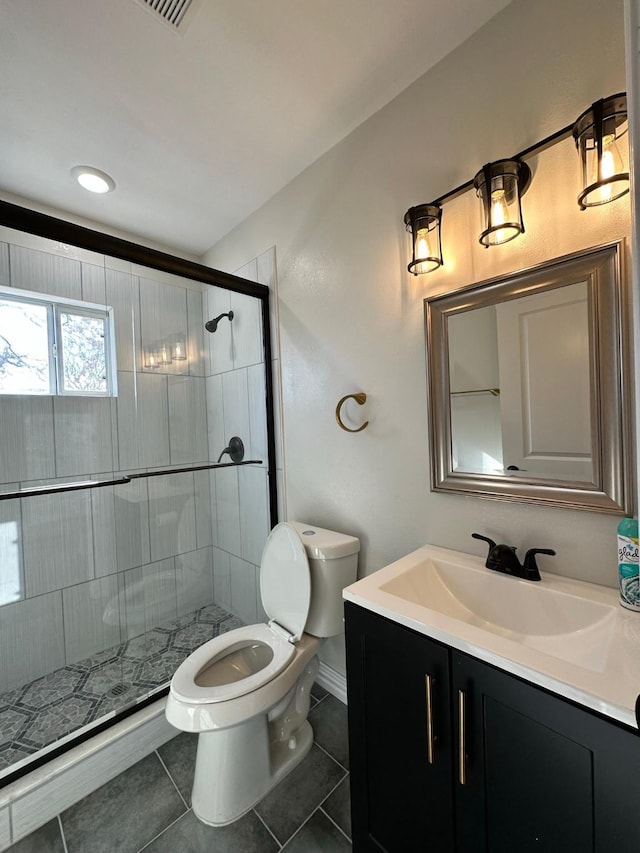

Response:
(336, 393), (369, 433)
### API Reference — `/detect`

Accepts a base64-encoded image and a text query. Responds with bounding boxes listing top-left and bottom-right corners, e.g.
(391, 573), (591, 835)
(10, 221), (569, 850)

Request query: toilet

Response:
(165, 521), (360, 826)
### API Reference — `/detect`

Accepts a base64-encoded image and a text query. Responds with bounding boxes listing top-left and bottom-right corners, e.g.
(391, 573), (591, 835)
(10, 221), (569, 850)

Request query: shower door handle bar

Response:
(127, 460), (262, 479)
(0, 476), (132, 500)
(0, 460), (263, 500)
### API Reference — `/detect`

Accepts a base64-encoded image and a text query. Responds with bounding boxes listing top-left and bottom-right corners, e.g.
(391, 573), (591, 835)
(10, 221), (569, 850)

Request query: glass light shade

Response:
(573, 94), (629, 209)
(404, 204), (443, 275)
(171, 334), (187, 361)
(473, 160), (531, 247)
(144, 348), (160, 369)
(158, 342), (172, 365)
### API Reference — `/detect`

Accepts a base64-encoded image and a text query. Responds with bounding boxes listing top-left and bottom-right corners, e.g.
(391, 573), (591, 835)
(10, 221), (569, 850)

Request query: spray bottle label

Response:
(618, 534), (640, 611)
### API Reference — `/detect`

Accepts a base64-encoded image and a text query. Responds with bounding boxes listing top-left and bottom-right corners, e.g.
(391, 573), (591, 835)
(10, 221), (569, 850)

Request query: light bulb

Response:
(413, 228), (434, 274)
(490, 189), (510, 244)
(595, 134), (623, 203)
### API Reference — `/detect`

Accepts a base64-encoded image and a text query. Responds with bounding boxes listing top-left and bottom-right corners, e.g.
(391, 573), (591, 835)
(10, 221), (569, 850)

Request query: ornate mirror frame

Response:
(424, 242), (633, 513)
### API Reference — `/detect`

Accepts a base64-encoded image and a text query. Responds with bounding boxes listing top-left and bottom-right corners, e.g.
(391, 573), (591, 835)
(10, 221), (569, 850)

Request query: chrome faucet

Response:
(471, 533), (555, 582)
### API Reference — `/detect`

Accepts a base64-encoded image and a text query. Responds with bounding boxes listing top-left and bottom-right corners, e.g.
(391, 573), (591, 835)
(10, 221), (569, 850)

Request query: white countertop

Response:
(343, 544), (640, 729)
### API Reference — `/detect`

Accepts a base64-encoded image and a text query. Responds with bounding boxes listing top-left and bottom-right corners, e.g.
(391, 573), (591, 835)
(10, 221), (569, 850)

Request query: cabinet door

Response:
(345, 603), (454, 853)
(452, 652), (640, 853)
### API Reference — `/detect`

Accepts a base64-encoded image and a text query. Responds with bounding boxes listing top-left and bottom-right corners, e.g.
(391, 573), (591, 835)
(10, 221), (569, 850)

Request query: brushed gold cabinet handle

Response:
(458, 689), (467, 785)
(425, 674), (435, 764)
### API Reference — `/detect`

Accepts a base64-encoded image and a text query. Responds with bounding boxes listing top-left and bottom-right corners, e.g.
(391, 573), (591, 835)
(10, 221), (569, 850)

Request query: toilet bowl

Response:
(165, 521), (360, 826)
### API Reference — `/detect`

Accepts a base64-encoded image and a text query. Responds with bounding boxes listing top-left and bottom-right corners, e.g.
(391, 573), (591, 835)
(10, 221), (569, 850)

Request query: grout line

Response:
(314, 740), (350, 775)
(253, 808), (283, 850)
(319, 805), (352, 844)
(155, 749), (190, 811)
(136, 808), (189, 853)
(315, 768), (349, 812)
(57, 814), (69, 853)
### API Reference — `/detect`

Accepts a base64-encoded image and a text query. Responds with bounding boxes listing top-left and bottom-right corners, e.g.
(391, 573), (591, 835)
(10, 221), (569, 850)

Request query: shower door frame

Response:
(0, 198), (279, 786)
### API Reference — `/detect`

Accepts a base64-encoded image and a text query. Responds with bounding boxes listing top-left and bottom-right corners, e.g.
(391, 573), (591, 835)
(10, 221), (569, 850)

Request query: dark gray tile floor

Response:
(5, 687), (352, 853)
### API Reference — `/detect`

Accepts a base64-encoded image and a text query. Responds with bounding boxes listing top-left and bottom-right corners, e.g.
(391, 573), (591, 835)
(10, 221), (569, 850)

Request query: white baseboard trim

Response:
(316, 661), (348, 705)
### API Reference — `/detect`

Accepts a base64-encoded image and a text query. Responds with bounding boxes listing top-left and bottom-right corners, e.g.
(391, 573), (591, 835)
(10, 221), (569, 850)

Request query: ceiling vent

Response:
(131, 0), (199, 32)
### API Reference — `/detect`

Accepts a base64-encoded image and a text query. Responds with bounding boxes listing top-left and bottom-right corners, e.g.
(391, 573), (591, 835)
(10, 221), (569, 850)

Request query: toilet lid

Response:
(260, 522), (311, 642)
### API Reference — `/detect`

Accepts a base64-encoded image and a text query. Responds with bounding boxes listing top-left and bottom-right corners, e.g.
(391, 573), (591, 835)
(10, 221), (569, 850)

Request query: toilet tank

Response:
(290, 522), (360, 638)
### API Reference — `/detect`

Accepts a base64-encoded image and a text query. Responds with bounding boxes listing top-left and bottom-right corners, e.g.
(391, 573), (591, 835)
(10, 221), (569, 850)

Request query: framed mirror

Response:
(425, 242), (633, 513)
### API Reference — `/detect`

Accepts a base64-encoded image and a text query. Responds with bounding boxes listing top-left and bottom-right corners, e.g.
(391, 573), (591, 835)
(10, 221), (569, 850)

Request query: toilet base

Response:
(190, 655), (319, 826)
(192, 719), (314, 827)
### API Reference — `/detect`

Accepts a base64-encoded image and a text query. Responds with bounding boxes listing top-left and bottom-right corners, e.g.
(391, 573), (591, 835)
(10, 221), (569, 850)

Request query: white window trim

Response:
(0, 284), (118, 397)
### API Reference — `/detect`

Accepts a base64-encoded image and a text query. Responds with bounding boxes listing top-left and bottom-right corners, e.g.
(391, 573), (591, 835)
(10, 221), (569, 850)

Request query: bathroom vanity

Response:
(343, 545), (640, 853)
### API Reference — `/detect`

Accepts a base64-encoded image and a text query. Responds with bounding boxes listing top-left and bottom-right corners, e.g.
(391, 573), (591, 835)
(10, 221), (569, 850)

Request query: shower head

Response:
(205, 310), (234, 333)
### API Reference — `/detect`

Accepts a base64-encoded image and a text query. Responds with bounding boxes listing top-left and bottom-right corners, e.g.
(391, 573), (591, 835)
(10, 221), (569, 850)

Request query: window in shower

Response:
(0, 285), (116, 397)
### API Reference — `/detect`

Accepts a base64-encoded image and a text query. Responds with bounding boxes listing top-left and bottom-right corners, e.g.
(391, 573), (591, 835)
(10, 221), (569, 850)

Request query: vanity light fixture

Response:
(70, 166), (116, 194)
(404, 204), (443, 274)
(473, 159), (531, 247)
(573, 93), (629, 209)
(404, 91), (629, 274)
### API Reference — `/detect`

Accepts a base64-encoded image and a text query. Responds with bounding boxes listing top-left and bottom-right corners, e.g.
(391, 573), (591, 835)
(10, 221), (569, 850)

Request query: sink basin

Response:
(343, 543), (640, 727)
(354, 546), (618, 672)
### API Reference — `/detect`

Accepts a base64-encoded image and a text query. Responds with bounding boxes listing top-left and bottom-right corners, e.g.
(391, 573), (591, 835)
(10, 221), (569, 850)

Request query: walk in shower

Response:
(0, 202), (277, 785)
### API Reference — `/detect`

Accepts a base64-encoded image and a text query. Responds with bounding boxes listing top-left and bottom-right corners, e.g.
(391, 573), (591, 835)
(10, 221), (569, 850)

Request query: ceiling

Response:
(0, 0), (511, 256)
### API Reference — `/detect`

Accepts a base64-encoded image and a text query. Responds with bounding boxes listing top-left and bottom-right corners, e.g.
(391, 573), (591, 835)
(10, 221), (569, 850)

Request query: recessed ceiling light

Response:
(71, 166), (116, 194)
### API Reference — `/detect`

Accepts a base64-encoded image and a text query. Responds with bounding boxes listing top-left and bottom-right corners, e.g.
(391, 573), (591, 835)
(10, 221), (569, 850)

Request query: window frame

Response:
(0, 283), (118, 398)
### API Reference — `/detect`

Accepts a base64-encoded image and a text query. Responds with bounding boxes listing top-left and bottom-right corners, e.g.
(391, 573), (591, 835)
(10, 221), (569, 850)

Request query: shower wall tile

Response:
(148, 473), (196, 562)
(248, 362), (268, 465)
(9, 245), (82, 299)
(212, 547), (231, 611)
(121, 558), (177, 640)
(113, 479), (151, 571)
(0, 804), (9, 850)
(53, 396), (117, 477)
(175, 547), (213, 615)
(257, 246), (278, 355)
(0, 242), (10, 286)
(117, 371), (170, 470)
(187, 289), (205, 378)
(62, 575), (122, 664)
(90, 486), (118, 578)
(234, 259), (258, 282)
(229, 555), (258, 625)
(222, 368), (250, 452)
(194, 470), (213, 549)
(208, 471), (218, 549)
(0, 396), (55, 485)
(0, 498), (23, 607)
(206, 288), (233, 375)
(230, 291), (263, 370)
(214, 467), (241, 556)
(238, 466), (270, 566)
(167, 376), (208, 465)
(272, 356), (285, 472)
(139, 278), (188, 376)
(206, 374), (224, 462)
(80, 261), (106, 303)
(0, 592), (64, 692)
(22, 492), (94, 597)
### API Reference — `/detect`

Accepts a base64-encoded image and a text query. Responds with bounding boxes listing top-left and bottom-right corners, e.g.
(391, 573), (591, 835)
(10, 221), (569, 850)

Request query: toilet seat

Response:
(170, 623), (296, 705)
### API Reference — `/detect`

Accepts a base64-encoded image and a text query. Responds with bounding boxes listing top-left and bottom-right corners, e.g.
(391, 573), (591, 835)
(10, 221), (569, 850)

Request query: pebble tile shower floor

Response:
(0, 604), (243, 775)
(4, 686), (352, 852)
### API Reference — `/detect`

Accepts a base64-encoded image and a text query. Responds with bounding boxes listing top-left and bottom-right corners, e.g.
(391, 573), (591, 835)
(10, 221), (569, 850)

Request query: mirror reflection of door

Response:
(447, 282), (593, 483)
(496, 282), (593, 482)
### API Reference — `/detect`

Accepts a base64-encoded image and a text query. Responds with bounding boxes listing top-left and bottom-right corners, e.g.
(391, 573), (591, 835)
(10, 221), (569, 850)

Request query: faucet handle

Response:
(522, 548), (556, 581)
(472, 533), (497, 551)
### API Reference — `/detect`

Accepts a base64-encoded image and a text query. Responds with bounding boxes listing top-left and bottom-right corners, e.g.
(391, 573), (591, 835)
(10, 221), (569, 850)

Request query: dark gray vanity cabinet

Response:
(345, 602), (640, 853)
